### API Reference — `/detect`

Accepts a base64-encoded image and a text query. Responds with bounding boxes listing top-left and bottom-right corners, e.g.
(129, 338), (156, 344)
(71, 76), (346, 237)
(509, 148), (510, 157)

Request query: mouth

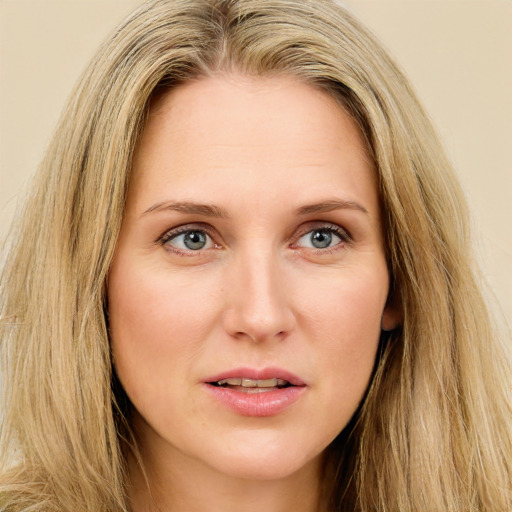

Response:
(209, 377), (293, 393)
(202, 367), (307, 417)
(204, 366), (306, 389)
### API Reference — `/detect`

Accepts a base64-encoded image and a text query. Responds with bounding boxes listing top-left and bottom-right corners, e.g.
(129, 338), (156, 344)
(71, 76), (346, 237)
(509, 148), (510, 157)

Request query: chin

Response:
(199, 435), (325, 481)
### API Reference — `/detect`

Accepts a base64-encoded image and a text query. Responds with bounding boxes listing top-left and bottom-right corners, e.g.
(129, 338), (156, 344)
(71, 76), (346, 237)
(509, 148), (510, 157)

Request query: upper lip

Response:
(203, 367), (307, 386)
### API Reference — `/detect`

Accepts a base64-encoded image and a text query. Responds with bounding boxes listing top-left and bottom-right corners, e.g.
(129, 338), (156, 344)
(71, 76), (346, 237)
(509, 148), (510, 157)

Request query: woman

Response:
(1, 0), (510, 510)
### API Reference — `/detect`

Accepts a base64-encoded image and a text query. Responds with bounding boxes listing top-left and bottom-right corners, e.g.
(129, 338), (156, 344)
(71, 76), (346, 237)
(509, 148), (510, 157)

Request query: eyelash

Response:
(157, 222), (352, 256)
(158, 224), (218, 257)
(294, 223), (352, 254)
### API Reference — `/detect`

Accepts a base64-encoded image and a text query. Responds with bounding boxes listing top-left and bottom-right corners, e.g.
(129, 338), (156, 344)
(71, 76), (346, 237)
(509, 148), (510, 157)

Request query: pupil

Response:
(311, 230), (332, 249)
(184, 231), (207, 250)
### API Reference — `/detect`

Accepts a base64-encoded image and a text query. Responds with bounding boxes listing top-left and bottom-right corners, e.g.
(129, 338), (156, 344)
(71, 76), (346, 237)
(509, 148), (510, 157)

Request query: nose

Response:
(222, 246), (296, 344)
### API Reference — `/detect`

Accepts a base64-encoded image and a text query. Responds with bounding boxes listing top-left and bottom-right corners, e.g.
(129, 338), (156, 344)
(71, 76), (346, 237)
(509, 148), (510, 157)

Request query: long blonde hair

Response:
(1, 0), (510, 510)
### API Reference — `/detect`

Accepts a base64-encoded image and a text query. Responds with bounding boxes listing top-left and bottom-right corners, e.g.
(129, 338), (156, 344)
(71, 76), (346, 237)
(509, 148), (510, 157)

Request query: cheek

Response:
(109, 253), (222, 338)
(300, 263), (387, 346)
(299, 265), (387, 422)
(107, 256), (222, 407)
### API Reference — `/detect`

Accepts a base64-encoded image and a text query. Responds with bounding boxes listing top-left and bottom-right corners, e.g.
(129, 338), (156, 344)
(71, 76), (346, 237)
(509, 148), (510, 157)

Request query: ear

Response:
(381, 293), (402, 332)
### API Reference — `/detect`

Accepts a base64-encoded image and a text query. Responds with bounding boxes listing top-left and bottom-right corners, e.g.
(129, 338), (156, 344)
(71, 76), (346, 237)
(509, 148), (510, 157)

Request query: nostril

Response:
(233, 330), (288, 343)
(234, 331), (256, 343)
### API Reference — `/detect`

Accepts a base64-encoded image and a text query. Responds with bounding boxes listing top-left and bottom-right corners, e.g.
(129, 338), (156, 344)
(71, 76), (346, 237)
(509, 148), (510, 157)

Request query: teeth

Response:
(222, 378), (242, 386)
(257, 378), (282, 387)
(216, 378), (288, 388)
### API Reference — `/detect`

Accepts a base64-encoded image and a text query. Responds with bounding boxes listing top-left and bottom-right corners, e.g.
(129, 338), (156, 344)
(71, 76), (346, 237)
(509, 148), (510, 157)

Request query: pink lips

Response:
(202, 367), (307, 417)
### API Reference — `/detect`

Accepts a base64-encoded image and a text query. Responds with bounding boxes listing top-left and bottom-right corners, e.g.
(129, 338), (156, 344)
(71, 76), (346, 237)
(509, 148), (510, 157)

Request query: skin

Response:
(108, 74), (399, 512)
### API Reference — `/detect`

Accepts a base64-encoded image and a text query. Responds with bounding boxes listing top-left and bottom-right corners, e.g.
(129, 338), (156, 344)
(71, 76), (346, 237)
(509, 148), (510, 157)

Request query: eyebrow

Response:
(295, 199), (368, 216)
(141, 198), (368, 218)
(142, 201), (229, 218)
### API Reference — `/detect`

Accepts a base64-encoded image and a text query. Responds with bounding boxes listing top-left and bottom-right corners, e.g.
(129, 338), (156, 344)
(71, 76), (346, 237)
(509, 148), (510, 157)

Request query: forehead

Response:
(127, 74), (378, 218)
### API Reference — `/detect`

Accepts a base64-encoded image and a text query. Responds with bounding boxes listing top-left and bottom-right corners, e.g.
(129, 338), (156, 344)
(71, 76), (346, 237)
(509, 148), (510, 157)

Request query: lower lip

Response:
(203, 384), (306, 417)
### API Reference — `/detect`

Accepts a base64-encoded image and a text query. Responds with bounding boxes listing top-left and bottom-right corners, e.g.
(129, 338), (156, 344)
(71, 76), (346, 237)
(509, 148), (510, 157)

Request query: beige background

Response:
(1, 0), (511, 324)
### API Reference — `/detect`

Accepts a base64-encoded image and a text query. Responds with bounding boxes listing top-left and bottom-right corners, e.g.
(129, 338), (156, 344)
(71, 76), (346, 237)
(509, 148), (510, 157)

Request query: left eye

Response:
(166, 230), (214, 251)
(297, 228), (343, 249)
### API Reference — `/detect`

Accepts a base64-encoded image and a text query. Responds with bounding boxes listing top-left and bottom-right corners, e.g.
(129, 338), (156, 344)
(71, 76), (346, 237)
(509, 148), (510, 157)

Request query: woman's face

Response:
(108, 75), (397, 482)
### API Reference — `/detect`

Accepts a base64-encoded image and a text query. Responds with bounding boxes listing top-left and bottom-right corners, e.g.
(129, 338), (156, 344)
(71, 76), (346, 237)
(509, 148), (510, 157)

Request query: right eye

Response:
(161, 228), (215, 253)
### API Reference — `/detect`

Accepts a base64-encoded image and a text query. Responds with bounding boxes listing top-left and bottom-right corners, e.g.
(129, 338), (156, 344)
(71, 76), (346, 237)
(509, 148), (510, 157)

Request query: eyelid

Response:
(289, 222), (353, 257)
(156, 221), (352, 256)
(158, 223), (220, 251)
(293, 222), (352, 244)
